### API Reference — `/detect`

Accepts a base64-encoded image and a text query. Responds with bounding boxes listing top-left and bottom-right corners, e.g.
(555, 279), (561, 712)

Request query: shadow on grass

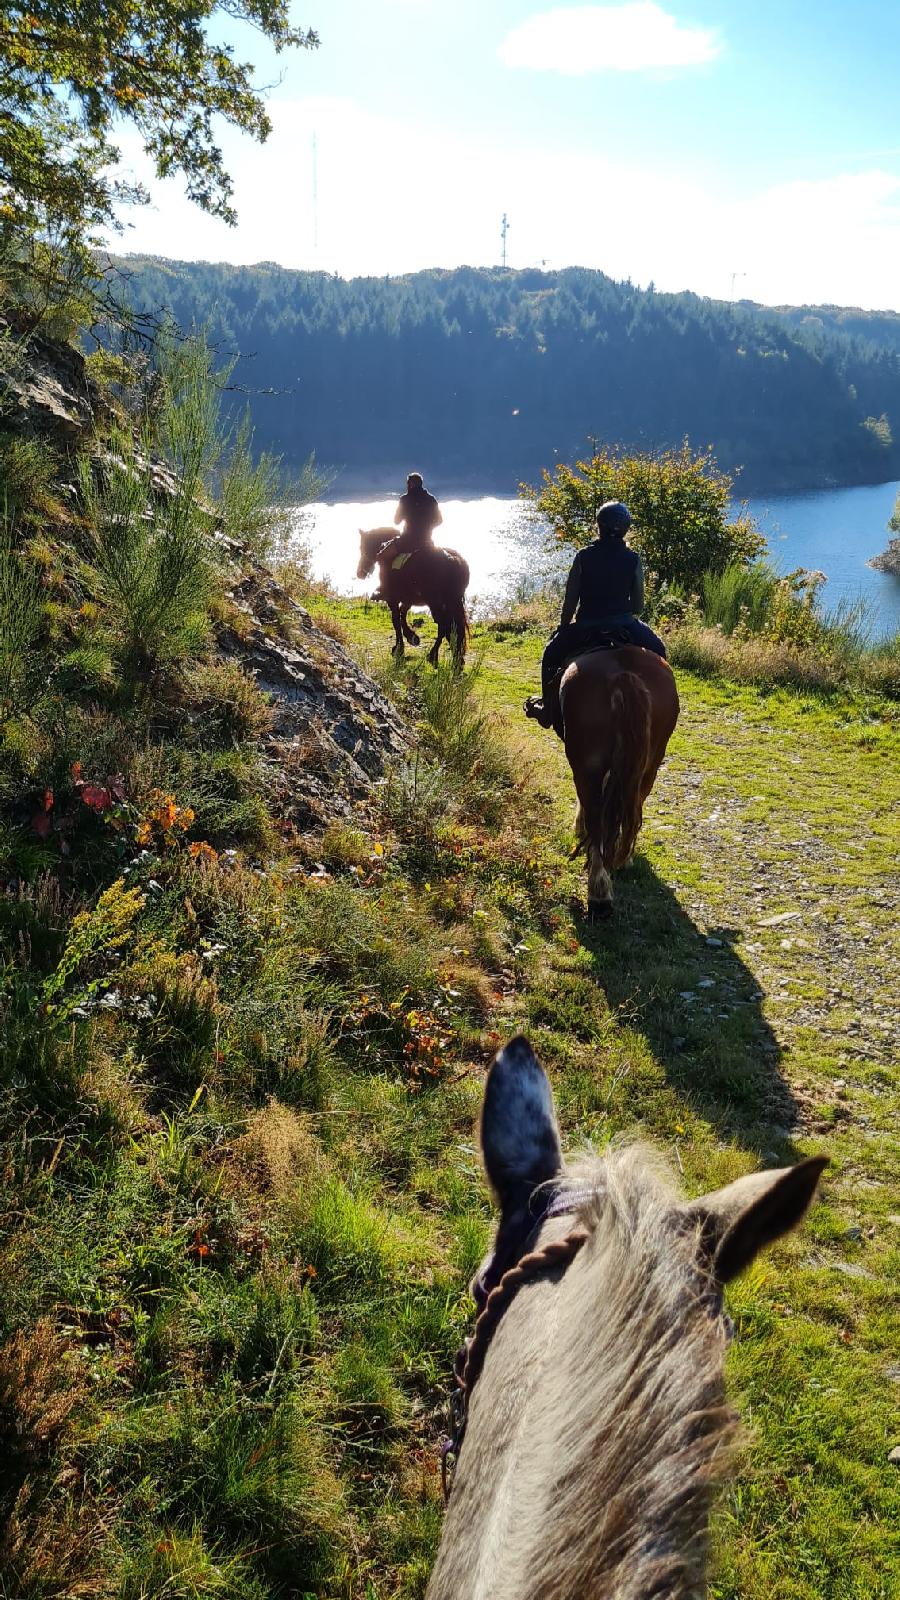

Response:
(575, 855), (799, 1157)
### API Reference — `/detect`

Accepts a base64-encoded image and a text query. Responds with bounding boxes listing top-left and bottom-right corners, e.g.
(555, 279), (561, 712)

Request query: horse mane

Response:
(360, 526), (396, 557)
(534, 1150), (738, 1597)
(432, 1146), (738, 1600)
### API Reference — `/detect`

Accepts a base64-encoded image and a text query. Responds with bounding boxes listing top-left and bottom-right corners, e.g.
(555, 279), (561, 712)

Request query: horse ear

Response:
(685, 1156), (827, 1284)
(480, 1035), (563, 1212)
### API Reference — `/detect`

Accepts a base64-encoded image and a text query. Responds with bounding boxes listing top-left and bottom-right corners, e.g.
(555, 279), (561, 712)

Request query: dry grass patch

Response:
(233, 1100), (324, 1205)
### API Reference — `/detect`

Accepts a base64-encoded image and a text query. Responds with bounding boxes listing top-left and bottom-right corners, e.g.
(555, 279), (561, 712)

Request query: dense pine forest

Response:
(115, 257), (900, 493)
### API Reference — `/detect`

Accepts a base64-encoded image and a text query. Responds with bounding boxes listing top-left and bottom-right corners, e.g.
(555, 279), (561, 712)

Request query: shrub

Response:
(76, 426), (213, 681)
(139, 955), (220, 1091)
(0, 434), (63, 527)
(698, 561), (877, 666)
(382, 657), (513, 829)
(182, 657), (272, 745)
(523, 441), (765, 595)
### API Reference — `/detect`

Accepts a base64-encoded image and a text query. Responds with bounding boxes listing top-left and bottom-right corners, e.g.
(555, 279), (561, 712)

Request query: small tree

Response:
(522, 442), (765, 597)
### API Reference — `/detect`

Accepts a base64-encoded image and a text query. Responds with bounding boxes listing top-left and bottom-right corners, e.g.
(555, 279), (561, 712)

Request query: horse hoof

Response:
(587, 898), (614, 924)
(407, 631), (420, 646)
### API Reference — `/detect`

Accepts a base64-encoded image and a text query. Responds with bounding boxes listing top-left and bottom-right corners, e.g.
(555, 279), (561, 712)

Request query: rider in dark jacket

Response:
(382, 473), (443, 564)
(524, 500), (666, 728)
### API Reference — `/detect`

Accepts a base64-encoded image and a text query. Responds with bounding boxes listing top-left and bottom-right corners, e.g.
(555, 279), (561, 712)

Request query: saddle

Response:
(568, 628), (633, 658)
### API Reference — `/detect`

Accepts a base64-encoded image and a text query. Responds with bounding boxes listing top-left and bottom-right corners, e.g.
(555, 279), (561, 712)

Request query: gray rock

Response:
(219, 562), (411, 828)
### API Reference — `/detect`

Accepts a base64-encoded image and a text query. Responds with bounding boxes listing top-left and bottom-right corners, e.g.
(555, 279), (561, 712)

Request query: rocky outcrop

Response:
(220, 560), (410, 828)
(0, 318), (112, 454)
(4, 322), (412, 831)
(869, 536), (900, 576)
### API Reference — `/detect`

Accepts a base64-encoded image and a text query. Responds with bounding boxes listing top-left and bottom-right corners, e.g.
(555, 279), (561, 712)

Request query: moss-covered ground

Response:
(2, 593), (897, 1600)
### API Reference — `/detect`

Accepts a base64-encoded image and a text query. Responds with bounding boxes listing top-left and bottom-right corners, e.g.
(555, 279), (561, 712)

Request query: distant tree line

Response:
(114, 258), (900, 494)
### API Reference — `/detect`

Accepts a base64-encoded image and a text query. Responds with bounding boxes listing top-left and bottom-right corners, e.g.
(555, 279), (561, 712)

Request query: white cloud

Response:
(107, 101), (900, 312)
(497, 3), (721, 75)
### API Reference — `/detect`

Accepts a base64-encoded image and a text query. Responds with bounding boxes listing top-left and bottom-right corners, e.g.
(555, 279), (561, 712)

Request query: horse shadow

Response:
(573, 855), (799, 1159)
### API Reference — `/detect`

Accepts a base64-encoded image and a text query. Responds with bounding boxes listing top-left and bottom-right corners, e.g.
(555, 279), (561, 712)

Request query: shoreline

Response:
(309, 469), (900, 506)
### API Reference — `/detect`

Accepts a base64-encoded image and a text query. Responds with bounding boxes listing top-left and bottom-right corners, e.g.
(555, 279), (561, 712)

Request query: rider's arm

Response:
(394, 498), (405, 527)
(560, 553), (581, 626)
(630, 556), (646, 614)
(433, 504), (443, 527)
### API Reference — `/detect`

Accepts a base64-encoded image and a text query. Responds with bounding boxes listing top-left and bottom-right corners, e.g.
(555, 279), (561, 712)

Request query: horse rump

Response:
(566, 666), (653, 874)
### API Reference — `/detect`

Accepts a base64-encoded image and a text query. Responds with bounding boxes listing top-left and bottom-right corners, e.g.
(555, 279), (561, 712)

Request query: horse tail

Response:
(583, 671), (652, 872)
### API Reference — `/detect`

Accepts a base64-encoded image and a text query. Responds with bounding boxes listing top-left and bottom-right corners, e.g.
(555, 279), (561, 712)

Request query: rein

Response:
(440, 1213), (590, 1501)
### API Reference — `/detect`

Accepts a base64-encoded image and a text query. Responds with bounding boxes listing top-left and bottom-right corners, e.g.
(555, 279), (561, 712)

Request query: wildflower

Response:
(189, 840), (218, 863)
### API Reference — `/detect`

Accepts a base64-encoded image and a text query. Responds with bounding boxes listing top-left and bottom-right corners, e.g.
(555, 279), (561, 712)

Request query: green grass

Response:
(2, 590), (898, 1599)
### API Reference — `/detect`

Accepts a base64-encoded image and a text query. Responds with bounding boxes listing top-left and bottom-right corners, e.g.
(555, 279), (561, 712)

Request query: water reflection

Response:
(294, 483), (900, 637)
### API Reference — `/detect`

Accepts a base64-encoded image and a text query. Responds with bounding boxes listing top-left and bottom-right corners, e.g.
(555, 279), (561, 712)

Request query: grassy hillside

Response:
(4, 570), (897, 1598)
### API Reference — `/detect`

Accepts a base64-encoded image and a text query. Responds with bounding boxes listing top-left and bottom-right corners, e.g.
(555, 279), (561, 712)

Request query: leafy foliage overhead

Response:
(0, 0), (318, 258)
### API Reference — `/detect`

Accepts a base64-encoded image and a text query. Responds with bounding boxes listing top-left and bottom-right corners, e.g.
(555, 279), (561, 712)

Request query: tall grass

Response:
(218, 410), (331, 566)
(77, 427), (213, 679)
(701, 561), (785, 635)
(0, 518), (43, 717)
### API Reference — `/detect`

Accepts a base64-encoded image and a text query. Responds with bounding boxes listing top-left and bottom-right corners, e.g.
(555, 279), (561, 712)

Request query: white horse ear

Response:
(686, 1156), (827, 1284)
(480, 1035), (563, 1210)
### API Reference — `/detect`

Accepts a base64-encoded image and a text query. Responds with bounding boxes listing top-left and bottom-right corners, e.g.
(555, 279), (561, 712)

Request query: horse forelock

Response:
(431, 1145), (737, 1600)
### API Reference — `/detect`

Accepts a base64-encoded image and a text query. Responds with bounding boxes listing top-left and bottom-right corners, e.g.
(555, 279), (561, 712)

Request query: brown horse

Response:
(559, 646), (679, 919)
(428, 1035), (826, 1600)
(357, 527), (470, 664)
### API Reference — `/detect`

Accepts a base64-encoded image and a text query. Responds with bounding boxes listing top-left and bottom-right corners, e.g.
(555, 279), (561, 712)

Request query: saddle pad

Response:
(391, 552), (413, 570)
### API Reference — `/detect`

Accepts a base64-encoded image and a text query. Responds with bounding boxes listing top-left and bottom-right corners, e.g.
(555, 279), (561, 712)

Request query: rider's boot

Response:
(524, 696), (554, 727)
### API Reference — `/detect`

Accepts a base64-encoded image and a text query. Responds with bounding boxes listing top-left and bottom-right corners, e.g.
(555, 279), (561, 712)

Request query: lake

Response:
(295, 480), (900, 641)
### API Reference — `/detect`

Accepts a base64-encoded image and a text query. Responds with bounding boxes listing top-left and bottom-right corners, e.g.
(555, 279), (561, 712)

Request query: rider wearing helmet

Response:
(524, 500), (666, 730)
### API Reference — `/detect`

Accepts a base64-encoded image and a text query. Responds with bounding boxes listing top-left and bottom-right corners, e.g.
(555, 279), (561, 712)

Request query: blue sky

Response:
(111, 2), (900, 308)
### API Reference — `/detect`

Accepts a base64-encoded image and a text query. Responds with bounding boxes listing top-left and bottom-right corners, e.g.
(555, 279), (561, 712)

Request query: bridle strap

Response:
(441, 1224), (589, 1501)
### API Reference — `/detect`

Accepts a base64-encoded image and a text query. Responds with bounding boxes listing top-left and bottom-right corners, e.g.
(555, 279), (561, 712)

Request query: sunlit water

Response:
(294, 482), (900, 640)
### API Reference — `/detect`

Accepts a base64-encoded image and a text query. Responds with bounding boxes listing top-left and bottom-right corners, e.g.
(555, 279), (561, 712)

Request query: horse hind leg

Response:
(573, 799), (613, 919)
(427, 607), (447, 666)
(587, 843), (614, 920)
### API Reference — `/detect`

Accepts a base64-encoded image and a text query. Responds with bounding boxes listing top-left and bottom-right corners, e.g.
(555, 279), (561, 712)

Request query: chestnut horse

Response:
(428, 1035), (826, 1600)
(357, 527), (470, 665)
(560, 646), (679, 919)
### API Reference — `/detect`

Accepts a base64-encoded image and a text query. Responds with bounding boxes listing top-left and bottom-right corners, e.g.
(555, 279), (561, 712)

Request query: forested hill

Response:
(772, 302), (900, 356)
(116, 257), (900, 494)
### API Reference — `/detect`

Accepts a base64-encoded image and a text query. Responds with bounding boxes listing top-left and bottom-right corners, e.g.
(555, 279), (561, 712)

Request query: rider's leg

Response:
(625, 619), (667, 658)
(525, 629), (573, 724)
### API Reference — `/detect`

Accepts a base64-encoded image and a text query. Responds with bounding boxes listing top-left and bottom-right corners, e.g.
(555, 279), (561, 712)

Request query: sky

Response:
(109, 1), (900, 309)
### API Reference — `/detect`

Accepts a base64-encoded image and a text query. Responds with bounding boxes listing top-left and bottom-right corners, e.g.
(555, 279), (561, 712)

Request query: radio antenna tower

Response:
(501, 212), (510, 268)
(312, 133), (319, 253)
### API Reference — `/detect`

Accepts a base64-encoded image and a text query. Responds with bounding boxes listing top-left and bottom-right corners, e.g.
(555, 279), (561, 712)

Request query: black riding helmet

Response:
(596, 500), (632, 537)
